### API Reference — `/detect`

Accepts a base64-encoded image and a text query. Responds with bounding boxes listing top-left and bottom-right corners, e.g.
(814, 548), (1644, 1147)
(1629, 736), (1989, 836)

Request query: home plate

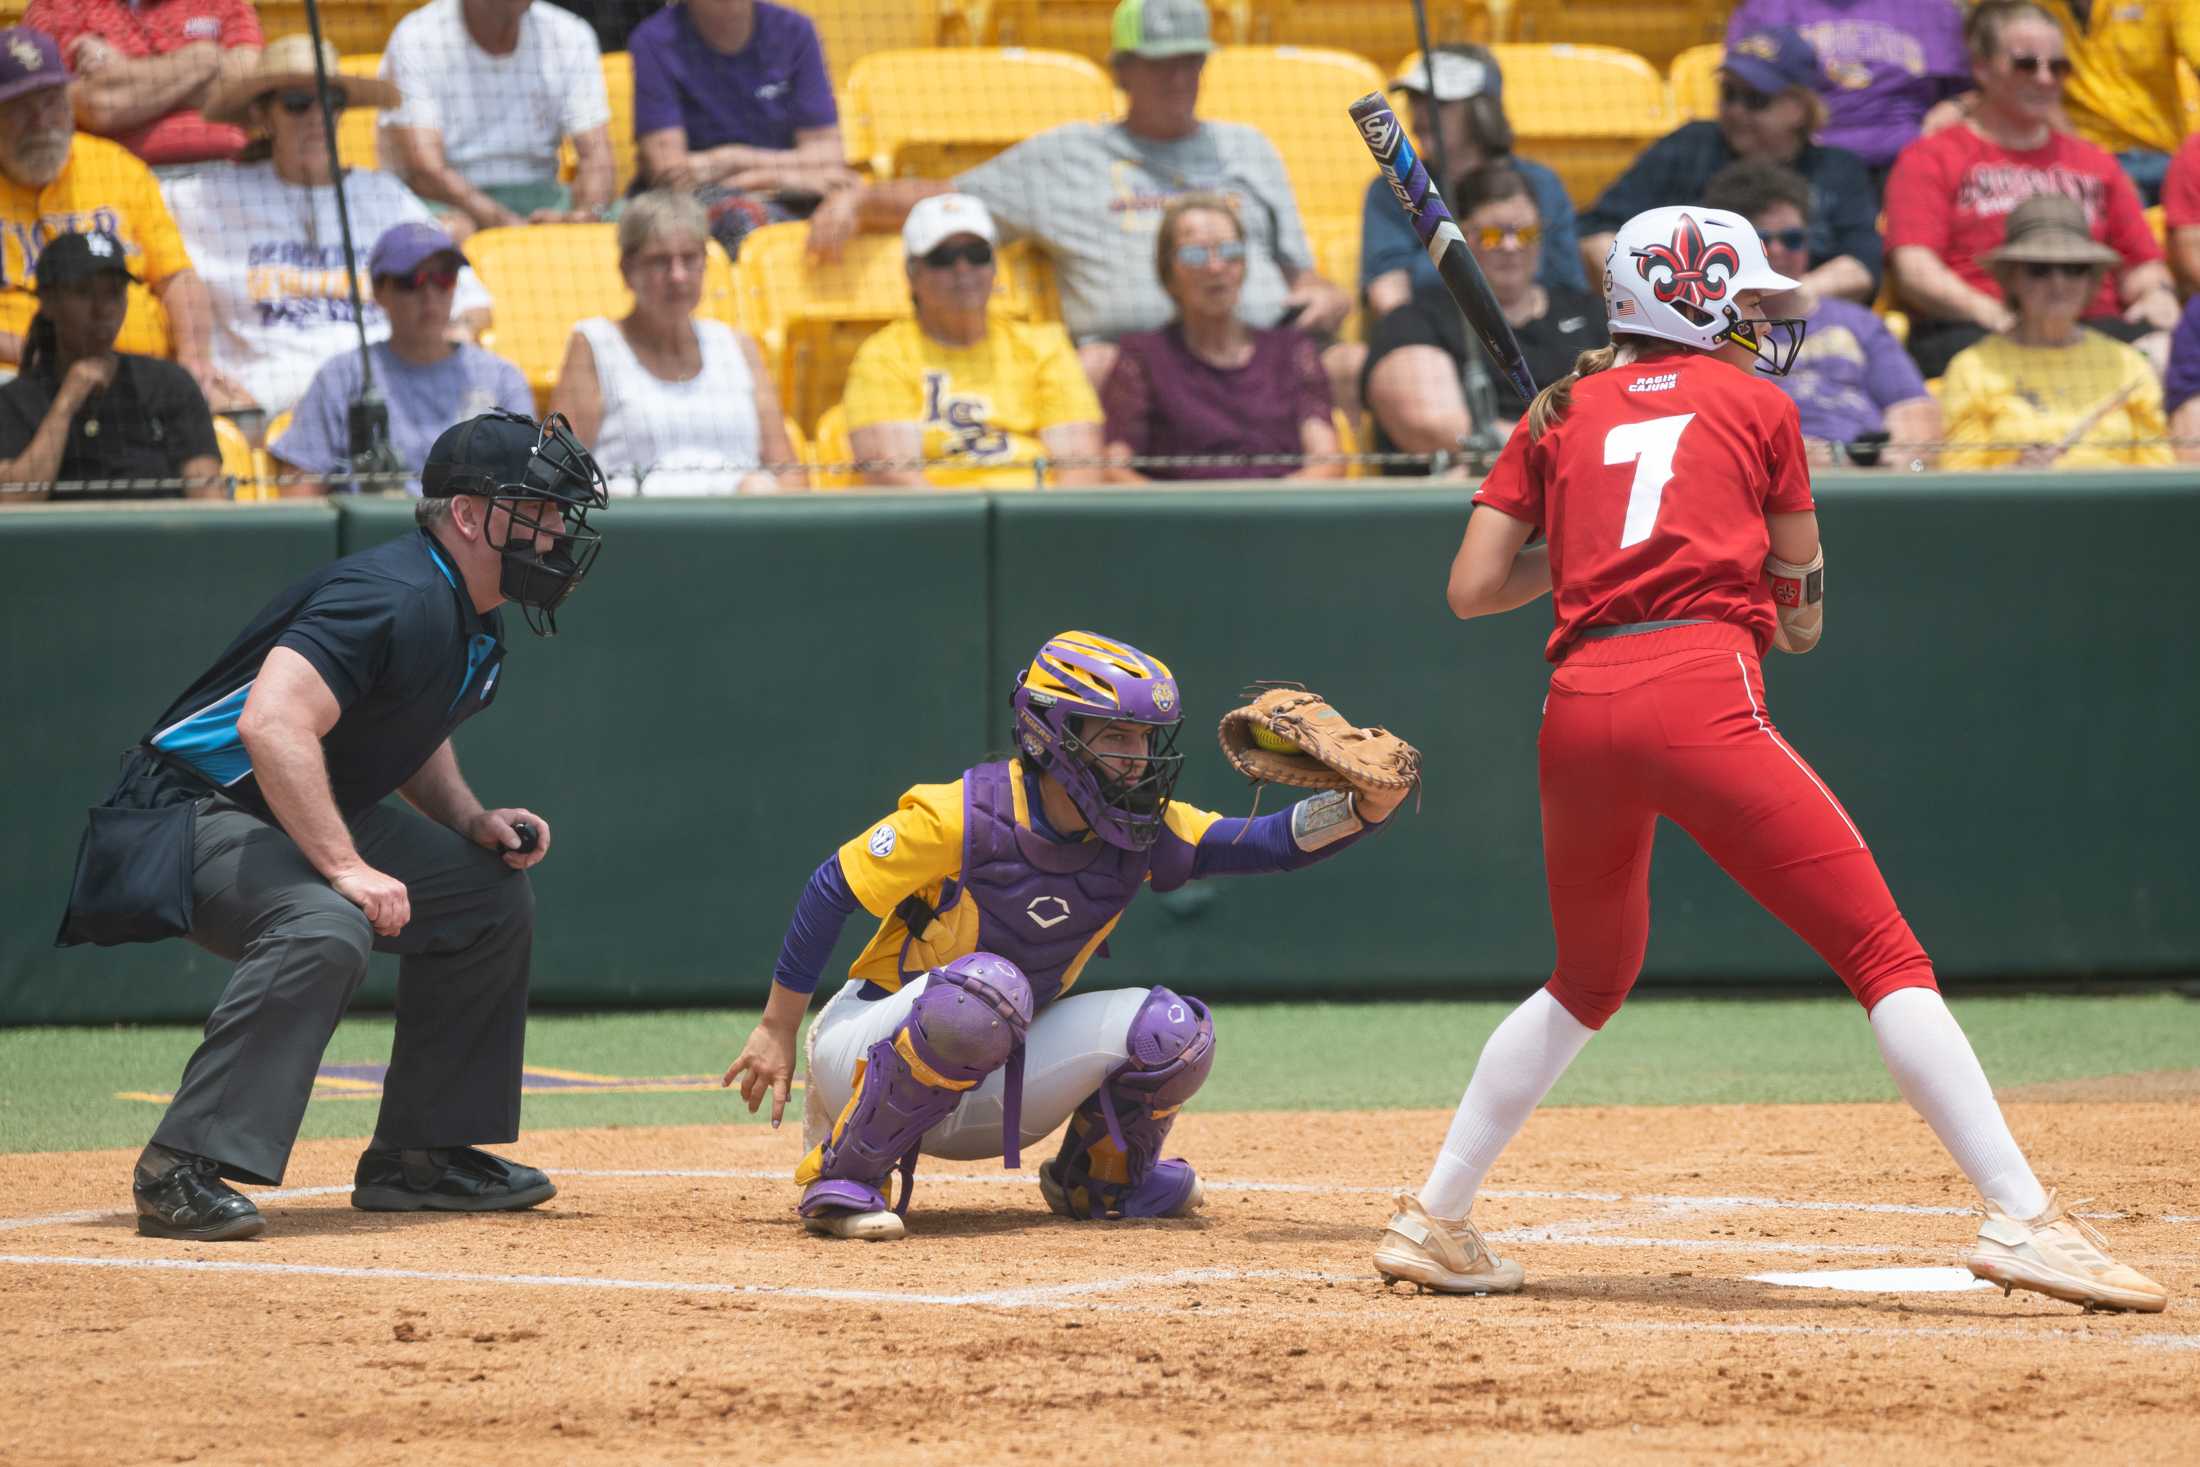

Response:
(1749, 1266), (1996, 1293)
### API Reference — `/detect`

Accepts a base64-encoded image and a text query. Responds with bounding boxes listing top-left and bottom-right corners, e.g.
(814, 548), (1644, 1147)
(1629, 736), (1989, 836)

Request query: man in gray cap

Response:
(806, 0), (1349, 390)
(56, 410), (607, 1240)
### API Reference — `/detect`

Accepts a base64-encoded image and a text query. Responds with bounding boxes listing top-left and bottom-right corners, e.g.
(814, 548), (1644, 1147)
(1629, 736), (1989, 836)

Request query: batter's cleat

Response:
(1965, 1190), (2166, 1314)
(350, 1146), (557, 1213)
(133, 1146), (266, 1241)
(799, 1178), (905, 1241)
(1037, 1157), (1203, 1220)
(1374, 1190), (1525, 1296)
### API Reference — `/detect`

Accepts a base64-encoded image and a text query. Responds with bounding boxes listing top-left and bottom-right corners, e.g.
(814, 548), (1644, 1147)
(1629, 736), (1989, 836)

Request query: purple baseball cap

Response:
(367, 220), (467, 280)
(0, 27), (69, 106)
(1722, 27), (1827, 98)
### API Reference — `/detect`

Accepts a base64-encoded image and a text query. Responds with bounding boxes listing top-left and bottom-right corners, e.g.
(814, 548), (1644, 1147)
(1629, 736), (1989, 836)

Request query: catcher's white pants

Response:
(803, 977), (1153, 1161)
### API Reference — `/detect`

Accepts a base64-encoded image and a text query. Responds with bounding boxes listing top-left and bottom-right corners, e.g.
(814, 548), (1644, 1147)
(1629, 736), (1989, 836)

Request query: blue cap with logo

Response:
(1722, 27), (1827, 98)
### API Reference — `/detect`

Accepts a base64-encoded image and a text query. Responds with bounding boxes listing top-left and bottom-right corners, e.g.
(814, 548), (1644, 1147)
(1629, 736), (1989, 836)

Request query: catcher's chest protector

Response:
(947, 761), (1146, 1005)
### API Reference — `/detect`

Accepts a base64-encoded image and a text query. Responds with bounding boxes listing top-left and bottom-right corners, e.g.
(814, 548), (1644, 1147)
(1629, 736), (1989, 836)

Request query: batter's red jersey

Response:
(1473, 353), (1815, 661)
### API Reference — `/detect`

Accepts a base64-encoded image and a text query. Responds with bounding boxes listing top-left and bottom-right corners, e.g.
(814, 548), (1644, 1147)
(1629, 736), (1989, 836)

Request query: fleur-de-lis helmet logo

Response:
(1634, 213), (1742, 317)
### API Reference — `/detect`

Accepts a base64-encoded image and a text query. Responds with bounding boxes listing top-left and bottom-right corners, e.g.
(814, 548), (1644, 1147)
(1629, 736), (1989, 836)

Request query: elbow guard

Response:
(1767, 548), (1824, 654)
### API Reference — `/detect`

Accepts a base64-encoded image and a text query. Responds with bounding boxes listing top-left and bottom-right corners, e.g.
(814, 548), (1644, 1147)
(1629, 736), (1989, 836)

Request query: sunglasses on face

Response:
(1471, 224), (1541, 251)
(1756, 226), (1809, 252)
(1719, 82), (1776, 112)
(273, 88), (345, 115)
(383, 268), (458, 292)
(921, 240), (994, 269)
(2017, 261), (2094, 280)
(2006, 53), (2074, 79)
(1174, 240), (1247, 269)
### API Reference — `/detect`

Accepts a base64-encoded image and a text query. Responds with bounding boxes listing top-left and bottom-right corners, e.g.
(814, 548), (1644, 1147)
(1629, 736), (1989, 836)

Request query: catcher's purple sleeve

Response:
(771, 855), (861, 994)
(1189, 799), (1383, 880)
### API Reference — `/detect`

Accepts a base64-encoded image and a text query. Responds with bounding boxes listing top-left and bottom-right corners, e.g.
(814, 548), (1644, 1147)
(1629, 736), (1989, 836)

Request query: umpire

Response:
(56, 410), (608, 1241)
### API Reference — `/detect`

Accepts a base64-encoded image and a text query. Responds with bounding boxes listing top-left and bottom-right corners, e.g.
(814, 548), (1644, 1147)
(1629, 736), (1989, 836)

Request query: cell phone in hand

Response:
(1275, 302), (1308, 329)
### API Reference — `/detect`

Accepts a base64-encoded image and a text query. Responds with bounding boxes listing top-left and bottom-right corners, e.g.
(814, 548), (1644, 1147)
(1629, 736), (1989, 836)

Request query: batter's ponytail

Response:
(1526, 345), (1619, 440)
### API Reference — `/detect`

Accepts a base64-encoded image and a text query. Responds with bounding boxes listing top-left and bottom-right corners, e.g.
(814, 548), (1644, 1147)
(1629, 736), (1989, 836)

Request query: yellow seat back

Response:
(843, 48), (1117, 179)
(258, 2), (401, 56)
(1197, 46), (1385, 234)
(809, 402), (858, 489)
(1242, 0), (1490, 71)
(212, 414), (263, 499)
(1483, 44), (1675, 208)
(1669, 42), (1723, 124)
(985, 0), (1251, 65)
(335, 53), (384, 172)
(466, 223), (742, 410)
(1505, 0), (1725, 72)
(788, 0), (958, 90)
(558, 53), (639, 197)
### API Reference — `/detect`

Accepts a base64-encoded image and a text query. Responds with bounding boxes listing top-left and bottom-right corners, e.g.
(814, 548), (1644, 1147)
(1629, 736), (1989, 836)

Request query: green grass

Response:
(1, 993), (2194, 1154)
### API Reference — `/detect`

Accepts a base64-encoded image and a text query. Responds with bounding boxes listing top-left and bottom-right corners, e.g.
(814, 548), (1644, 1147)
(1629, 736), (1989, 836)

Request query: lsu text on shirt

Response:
(831, 767), (1223, 997)
(0, 135), (191, 356)
(1473, 353), (1816, 662)
(841, 317), (1100, 489)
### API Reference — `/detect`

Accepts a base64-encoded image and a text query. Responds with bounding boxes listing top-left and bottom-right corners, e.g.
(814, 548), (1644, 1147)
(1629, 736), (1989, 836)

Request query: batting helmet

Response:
(1605, 206), (1805, 375)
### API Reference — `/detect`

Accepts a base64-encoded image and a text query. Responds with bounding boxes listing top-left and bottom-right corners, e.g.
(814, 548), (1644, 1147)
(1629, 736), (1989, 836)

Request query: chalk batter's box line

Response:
(112, 1072), (794, 1103)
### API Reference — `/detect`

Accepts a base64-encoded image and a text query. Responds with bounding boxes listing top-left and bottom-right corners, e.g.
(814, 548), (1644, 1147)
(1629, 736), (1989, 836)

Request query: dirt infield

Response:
(2, 1100), (2193, 1466)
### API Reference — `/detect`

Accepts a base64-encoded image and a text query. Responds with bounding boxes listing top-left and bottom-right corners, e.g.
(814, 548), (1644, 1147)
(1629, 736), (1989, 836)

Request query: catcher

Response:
(722, 630), (1417, 1240)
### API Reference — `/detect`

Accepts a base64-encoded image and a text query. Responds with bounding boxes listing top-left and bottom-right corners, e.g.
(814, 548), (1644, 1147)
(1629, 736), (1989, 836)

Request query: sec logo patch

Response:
(867, 824), (896, 858)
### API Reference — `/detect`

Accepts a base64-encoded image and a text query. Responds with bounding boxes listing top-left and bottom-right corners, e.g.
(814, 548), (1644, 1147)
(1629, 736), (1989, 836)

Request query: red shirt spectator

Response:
(2165, 131), (2200, 294)
(23, 0), (261, 166)
(1885, 123), (2159, 322)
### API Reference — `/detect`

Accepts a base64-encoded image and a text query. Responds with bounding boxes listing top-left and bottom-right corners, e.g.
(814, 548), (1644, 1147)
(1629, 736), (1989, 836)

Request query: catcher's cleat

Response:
(1965, 1190), (2166, 1314)
(133, 1147), (265, 1241)
(1039, 1157), (1203, 1220)
(799, 1178), (906, 1242)
(1374, 1190), (1524, 1296)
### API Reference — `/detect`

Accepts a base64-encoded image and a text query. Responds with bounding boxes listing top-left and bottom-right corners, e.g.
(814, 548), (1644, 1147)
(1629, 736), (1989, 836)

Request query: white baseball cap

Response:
(903, 193), (999, 259)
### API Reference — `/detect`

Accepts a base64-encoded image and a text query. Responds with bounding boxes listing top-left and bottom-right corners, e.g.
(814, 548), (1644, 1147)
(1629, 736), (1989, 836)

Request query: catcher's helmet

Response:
(423, 410), (608, 636)
(1010, 631), (1185, 852)
(1605, 206), (1805, 375)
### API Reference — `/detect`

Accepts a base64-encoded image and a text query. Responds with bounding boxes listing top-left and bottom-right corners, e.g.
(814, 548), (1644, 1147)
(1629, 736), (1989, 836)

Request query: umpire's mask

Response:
(423, 410), (609, 637)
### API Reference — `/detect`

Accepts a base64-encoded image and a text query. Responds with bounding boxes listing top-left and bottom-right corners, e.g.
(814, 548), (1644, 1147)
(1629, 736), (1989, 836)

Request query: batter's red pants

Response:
(1536, 623), (1937, 1029)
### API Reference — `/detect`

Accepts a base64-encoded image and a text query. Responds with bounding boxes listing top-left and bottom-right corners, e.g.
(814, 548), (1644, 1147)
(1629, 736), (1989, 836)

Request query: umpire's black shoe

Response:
(133, 1146), (266, 1241)
(350, 1146), (557, 1213)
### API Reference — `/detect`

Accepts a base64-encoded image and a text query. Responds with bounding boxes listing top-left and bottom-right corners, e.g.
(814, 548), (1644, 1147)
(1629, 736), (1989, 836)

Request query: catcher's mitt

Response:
(1217, 683), (1422, 794)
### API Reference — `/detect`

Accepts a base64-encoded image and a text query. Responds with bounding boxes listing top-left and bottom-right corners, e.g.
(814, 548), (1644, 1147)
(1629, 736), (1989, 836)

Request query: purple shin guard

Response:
(1045, 987), (1215, 1220)
(804, 954), (1033, 1218)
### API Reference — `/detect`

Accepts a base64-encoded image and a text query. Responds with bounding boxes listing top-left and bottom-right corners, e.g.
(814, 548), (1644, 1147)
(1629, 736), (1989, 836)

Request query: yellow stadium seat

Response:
(334, 54), (383, 173)
(778, 414), (812, 475)
(1197, 47), (1386, 232)
(842, 48), (1116, 179)
(789, 0), (964, 90)
(1329, 405), (1361, 478)
(1302, 210), (1362, 338)
(2147, 204), (2168, 252)
(212, 415), (261, 499)
(984, 0), (1252, 64)
(257, 1), (402, 57)
(808, 403), (858, 489)
(1669, 42), (1723, 123)
(1479, 44), (1676, 209)
(732, 222), (1060, 432)
(1242, 0), (1491, 71)
(1504, 0), (1726, 73)
(2180, 60), (2199, 129)
(464, 224), (743, 410)
(559, 53), (640, 200)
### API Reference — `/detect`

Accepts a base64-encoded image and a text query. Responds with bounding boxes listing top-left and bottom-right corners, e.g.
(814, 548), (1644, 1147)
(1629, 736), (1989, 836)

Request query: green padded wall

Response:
(4, 473), (2195, 1023)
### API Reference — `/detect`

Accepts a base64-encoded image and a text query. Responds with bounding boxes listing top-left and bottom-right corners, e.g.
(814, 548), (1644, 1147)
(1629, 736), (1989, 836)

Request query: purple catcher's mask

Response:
(1009, 636), (1186, 852)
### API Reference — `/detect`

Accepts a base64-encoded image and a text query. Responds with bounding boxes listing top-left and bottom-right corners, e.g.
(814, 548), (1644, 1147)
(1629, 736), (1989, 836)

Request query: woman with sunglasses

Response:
(1579, 26), (1881, 309)
(166, 35), (494, 420)
(1939, 193), (2171, 469)
(1100, 193), (1335, 482)
(270, 222), (534, 496)
(1885, 1), (2177, 380)
(1362, 163), (1605, 474)
(841, 193), (1101, 489)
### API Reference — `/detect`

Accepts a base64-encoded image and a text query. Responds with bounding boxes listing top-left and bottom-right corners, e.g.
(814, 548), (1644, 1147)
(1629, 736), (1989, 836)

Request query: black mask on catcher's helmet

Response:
(421, 410), (608, 637)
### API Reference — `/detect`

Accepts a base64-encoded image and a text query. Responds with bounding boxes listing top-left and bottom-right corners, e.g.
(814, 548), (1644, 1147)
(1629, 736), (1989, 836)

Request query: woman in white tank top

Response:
(551, 191), (802, 495)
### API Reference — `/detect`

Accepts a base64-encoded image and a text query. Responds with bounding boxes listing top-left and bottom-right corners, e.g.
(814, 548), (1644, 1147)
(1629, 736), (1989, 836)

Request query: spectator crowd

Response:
(1, 0), (2197, 503)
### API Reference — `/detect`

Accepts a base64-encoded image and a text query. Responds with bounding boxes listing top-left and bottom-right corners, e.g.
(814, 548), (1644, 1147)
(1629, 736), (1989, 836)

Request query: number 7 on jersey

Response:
(1606, 413), (1695, 548)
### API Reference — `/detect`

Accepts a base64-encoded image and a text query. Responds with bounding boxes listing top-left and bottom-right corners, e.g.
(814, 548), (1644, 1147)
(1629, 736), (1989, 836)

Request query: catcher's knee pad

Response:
(797, 952), (1033, 1217)
(1043, 986), (1215, 1221)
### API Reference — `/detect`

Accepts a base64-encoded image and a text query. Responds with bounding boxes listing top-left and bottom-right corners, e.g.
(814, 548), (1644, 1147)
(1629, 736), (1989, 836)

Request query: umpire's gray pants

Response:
(150, 798), (534, 1185)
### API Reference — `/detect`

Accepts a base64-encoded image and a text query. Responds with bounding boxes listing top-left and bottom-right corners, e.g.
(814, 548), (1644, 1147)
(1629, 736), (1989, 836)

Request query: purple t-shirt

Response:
(630, 1), (836, 154)
(1728, 0), (1970, 169)
(2166, 297), (2200, 417)
(1777, 296), (1927, 445)
(1101, 325), (1333, 480)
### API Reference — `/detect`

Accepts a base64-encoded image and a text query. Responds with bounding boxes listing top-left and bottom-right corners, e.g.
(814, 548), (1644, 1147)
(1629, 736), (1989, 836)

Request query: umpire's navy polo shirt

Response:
(146, 529), (506, 821)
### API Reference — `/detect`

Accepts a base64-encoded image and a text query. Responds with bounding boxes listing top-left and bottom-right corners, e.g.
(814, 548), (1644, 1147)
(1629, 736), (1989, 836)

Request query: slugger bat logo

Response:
(1354, 106), (1402, 163)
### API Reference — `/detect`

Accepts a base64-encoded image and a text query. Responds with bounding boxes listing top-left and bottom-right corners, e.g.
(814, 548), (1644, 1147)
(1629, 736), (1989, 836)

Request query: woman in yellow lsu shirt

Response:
(1940, 193), (2171, 469)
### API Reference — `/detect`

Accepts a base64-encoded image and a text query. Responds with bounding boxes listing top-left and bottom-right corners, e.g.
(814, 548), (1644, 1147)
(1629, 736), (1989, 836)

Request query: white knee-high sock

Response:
(1419, 988), (1596, 1218)
(1869, 986), (2047, 1219)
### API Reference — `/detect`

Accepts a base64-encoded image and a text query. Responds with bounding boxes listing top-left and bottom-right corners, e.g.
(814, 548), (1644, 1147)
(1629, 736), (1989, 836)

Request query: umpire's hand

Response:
(468, 808), (552, 870)
(331, 864), (410, 937)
